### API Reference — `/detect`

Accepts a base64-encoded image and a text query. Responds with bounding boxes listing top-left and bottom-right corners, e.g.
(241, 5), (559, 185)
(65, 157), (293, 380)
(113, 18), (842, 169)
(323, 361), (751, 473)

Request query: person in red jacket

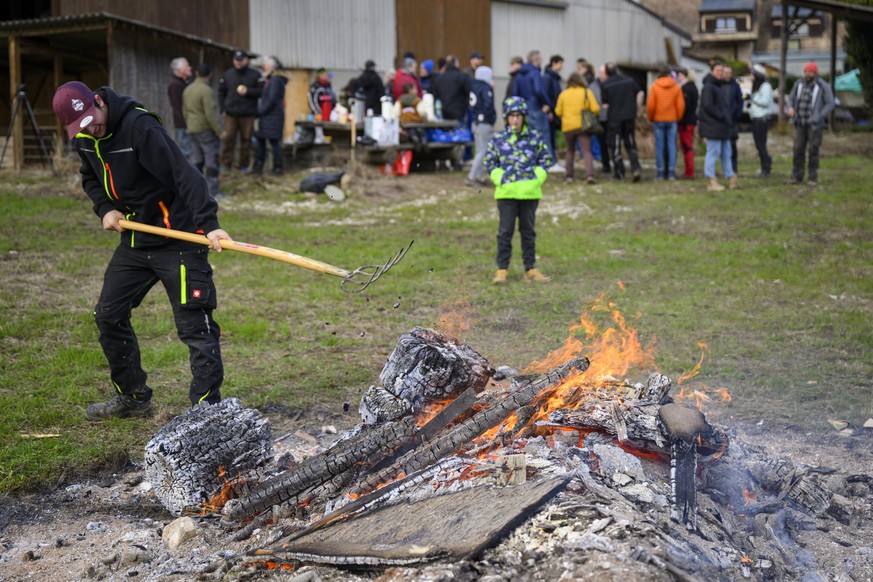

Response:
(53, 81), (232, 420)
(392, 57), (422, 101)
(646, 64), (686, 180)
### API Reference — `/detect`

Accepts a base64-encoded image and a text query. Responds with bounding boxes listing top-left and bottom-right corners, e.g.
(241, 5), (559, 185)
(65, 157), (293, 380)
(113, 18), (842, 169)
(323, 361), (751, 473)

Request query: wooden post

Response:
(829, 13), (838, 130)
(778, 3), (788, 124)
(9, 34), (22, 172)
(54, 56), (63, 145)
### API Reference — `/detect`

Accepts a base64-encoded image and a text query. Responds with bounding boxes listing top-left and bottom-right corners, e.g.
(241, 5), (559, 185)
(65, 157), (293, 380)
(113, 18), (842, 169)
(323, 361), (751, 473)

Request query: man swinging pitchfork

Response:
(53, 80), (233, 421)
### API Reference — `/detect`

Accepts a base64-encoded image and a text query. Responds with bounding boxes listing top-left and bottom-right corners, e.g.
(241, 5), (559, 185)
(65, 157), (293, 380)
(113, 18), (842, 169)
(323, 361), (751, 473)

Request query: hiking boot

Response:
(524, 268), (551, 283)
(808, 179), (818, 187)
(707, 178), (725, 192)
(492, 269), (509, 284)
(86, 394), (153, 421)
(728, 176), (739, 190)
(632, 171), (641, 183)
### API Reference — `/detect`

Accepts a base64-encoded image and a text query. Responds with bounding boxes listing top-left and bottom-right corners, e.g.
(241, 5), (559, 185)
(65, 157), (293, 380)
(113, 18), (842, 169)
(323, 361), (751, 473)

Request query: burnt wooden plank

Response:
(264, 477), (570, 565)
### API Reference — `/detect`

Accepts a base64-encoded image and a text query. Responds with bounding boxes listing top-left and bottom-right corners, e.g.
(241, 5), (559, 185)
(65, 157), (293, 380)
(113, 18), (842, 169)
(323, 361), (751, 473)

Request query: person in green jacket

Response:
(483, 97), (555, 284)
(183, 63), (223, 199)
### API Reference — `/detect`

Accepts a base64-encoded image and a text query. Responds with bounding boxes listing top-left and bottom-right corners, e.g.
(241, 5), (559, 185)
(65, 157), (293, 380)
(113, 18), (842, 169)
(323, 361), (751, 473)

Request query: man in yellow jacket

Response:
(646, 64), (686, 180)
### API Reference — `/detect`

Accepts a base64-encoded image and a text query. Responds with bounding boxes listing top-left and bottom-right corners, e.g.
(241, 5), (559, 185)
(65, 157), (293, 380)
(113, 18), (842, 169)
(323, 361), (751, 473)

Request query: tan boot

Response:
(728, 175), (739, 190)
(707, 178), (725, 192)
(492, 269), (509, 284)
(524, 268), (551, 283)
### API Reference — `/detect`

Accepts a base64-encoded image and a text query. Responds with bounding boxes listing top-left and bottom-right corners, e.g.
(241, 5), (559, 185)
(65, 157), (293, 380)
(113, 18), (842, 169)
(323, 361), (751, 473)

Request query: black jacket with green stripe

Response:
(74, 86), (220, 249)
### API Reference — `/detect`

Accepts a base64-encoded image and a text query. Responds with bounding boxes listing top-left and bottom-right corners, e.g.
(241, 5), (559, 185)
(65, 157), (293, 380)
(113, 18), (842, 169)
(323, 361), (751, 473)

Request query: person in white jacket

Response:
(749, 64), (774, 178)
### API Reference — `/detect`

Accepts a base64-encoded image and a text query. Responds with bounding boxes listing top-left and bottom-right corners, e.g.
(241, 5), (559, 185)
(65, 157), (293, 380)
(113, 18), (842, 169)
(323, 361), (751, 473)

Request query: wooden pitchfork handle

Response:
(117, 219), (350, 278)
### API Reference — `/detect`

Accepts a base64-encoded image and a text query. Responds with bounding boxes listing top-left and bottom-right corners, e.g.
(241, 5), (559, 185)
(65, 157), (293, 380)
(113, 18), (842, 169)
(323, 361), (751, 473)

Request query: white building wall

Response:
(491, 0), (690, 99)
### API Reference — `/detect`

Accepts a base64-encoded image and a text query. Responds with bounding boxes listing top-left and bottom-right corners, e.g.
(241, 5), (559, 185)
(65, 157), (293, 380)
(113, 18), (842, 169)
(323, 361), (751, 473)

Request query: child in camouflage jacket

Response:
(483, 96), (554, 284)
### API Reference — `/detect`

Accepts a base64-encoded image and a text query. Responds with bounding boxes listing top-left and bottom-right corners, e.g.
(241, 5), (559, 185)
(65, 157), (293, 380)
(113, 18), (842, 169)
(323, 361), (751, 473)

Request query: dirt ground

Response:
(1, 404), (871, 582)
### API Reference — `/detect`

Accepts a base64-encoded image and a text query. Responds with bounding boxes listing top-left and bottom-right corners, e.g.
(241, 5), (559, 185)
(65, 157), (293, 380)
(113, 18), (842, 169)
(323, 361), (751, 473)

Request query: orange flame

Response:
(741, 554), (753, 564)
(742, 489), (757, 505)
(199, 465), (244, 514)
(415, 398), (454, 427)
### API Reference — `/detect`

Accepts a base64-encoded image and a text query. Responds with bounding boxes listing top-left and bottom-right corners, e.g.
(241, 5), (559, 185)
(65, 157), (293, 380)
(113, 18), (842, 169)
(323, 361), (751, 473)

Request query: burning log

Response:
(350, 356), (590, 496)
(223, 416), (418, 522)
(143, 398), (272, 516)
(359, 327), (494, 424)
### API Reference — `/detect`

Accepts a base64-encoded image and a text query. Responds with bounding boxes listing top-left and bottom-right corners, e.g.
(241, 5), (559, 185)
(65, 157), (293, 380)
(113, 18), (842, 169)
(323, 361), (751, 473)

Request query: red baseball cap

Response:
(53, 81), (97, 138)
(804, 61), (818, 74)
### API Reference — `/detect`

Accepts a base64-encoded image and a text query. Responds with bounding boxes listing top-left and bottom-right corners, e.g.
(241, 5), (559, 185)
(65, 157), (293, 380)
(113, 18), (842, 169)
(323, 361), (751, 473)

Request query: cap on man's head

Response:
(53, 81), (97, 139)
(233, 50), (247, 61)
(365, 59), (376, 69)
(804, 61), (818, 74)
(469, 51), (484, 60)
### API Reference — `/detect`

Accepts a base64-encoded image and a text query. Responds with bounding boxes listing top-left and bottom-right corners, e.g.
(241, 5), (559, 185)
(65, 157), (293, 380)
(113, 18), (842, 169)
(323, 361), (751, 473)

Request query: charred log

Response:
(143, 398), (272, 516)
(223, 416), (418, 522)
(361, 327), (494, 424)
(350, 356), (589, 496)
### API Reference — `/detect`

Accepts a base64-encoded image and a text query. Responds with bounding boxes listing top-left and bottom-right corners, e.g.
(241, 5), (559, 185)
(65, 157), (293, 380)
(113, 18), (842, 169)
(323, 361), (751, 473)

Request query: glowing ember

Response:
(741, 554), (753, 564)
(199, 465), (244, 514)
(415, 398), (454, 427)
(742, 489), (757, 505)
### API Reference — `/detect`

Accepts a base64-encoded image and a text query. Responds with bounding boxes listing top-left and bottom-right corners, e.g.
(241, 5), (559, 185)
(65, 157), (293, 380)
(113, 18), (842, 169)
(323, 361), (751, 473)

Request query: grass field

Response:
(1, 132), (872, 494)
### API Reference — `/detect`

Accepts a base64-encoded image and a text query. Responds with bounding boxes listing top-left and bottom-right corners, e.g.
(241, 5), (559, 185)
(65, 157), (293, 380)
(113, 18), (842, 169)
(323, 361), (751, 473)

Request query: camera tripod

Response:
(1, 84), (54, 172)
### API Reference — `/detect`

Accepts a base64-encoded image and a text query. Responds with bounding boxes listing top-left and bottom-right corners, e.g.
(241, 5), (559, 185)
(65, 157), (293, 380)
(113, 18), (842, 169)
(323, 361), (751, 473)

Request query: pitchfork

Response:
(117, 219), (413, 293)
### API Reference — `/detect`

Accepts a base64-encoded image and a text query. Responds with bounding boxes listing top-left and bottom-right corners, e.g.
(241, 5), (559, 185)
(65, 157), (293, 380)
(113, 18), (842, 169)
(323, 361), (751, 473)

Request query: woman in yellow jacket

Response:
(554, 72), (601, 184)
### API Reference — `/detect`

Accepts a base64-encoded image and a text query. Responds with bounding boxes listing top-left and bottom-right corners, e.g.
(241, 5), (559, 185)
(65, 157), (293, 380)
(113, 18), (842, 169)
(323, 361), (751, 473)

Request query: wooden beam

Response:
(54, 55), (63, 144)
(9, 34), (22, 172)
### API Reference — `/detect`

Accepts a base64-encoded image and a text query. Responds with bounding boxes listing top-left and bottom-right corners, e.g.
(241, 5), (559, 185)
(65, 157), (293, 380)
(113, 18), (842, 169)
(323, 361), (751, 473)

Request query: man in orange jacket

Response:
(646, 64), (686, 180)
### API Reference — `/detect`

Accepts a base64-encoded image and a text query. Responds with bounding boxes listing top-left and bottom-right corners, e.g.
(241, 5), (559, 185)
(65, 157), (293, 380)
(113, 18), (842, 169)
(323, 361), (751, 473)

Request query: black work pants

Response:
(94, 244), (223, 405)
(608, 119), (640, 178)
(496, 198), (539, 271)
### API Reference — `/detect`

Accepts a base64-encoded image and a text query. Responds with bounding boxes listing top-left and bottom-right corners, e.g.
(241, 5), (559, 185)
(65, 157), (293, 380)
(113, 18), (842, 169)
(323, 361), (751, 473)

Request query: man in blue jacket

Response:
(512, 50), (553, 159)
(53, 81), (232, 420)
(466, 66), (497, 186)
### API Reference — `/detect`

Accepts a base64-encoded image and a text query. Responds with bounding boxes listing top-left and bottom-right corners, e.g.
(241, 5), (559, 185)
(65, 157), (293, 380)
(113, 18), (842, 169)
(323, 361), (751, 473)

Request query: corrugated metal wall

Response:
(53, 0), (250, 49)
(248, 0), (396, 74)
(491, 0), (690, 94)
(109, 25), (229, 129)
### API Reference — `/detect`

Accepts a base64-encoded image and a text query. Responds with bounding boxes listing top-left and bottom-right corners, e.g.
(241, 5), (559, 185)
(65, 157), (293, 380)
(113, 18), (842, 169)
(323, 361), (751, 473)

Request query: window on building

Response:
(716, 17), (737, 31)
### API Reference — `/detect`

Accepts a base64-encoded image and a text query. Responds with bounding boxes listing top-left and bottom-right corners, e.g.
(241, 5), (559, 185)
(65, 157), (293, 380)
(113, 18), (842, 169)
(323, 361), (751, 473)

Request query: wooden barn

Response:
(0, 5), (240, 170)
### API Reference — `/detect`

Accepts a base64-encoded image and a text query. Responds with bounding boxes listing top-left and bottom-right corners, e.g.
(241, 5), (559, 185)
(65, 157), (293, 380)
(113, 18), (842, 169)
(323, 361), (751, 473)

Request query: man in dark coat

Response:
(697, 62), (735, 191)
(356, 60), (385, 115)
(721, 65), (743, 173)
(433, 55), (472, 122)
(543, 55), (564, 160)
(167, 57), (192, 159)
(218, 50), (264, 172)
(600, 62), (644, 181)
(253, 56), (287, 176)
(677, 67), (698, 179)
(52, 81), (232, 420)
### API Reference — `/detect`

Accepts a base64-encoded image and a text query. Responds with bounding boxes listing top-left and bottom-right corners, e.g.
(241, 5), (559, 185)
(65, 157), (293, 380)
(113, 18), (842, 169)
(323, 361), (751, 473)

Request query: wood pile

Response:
(142, 328), (873, 580)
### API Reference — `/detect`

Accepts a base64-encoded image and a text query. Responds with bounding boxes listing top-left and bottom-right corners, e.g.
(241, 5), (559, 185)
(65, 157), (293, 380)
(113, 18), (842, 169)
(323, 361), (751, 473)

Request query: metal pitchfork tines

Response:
(340, 241), (414, 293)
(117, 219), (413, 293)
